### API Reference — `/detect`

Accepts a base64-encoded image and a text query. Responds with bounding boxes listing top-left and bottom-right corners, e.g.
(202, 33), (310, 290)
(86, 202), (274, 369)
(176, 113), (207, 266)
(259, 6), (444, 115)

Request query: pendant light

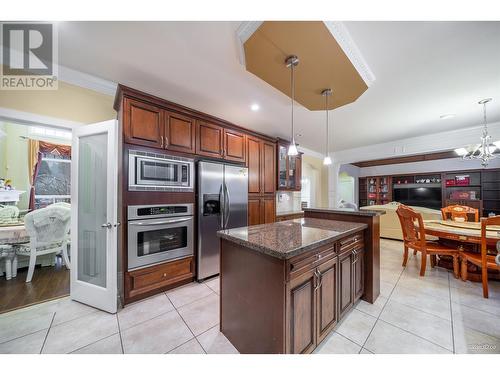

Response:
(322, 88), (333, 165)
(286, 55), (299, 156)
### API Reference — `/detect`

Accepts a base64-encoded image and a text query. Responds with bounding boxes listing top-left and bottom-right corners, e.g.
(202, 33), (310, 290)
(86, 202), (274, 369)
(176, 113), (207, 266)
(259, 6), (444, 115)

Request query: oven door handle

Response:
(129, 217), (192, 226)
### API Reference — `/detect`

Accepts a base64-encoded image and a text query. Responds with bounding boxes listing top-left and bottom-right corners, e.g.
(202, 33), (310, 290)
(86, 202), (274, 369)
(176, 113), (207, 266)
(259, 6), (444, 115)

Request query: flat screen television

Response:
(393, 187), (442, 210)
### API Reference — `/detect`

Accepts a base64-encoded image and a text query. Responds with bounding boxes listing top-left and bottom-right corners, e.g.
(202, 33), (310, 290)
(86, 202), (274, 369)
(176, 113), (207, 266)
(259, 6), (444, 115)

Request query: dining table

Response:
(419, 219), (500, 281)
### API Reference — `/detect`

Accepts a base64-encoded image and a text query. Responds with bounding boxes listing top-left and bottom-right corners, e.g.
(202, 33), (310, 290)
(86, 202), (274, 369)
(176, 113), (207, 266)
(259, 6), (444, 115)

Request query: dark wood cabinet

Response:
(276, 212), (304, 222)
(164, 111), (196, 153)
(248, 197), (261, 226)
(123, 98), (164, 149)
(248, 194), (276, 225)
(339, 250), (354, 318)
(287, 269), (317, 354)
(277, 139), (302, 191)
(262, 195), (276, 224)
(262, 141), (276, 194)
(224, 128), (246, 163)
(354, 247), (365, 301)
(196, 121), (224, 158)
(247, 136), (261, 195)
(316, 257), (338, 343)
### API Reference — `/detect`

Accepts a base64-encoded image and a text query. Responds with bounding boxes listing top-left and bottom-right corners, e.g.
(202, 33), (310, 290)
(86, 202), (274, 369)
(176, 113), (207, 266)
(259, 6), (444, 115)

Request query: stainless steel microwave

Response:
(128, 150), (194, 192)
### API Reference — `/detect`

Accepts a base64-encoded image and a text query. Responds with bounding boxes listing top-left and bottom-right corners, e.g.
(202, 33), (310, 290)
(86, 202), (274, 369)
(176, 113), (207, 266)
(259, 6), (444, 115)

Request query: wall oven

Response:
(127, 204), (194, 270)
(128, 150), (195, 192)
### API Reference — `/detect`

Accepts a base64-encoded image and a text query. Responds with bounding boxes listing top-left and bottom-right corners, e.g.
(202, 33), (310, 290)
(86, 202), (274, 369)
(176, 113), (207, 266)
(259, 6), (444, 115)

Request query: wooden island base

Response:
(218, 213), (383, 354)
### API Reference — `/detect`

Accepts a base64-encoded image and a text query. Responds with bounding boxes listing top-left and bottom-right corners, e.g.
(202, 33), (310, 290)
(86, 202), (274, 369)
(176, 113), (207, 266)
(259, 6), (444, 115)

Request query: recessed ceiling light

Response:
(250, 103), (260, 111)
(440, 114), (455, 120)
(295, 133), (302, 138)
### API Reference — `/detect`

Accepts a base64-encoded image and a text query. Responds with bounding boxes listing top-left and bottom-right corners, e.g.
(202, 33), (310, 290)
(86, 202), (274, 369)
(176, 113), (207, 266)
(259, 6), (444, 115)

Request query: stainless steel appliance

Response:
(128, 150), (194, 192)
(127, 204), (194, 270)
(198, 161), (248, 280)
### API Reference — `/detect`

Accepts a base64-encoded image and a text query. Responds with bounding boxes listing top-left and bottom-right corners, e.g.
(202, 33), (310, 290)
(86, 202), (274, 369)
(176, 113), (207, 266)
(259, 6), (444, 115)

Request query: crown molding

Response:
(236, 21), (263, 65)
(333, 121), (500, 165)
(59, 65), (117, 96)
(323, 22), (376, 87)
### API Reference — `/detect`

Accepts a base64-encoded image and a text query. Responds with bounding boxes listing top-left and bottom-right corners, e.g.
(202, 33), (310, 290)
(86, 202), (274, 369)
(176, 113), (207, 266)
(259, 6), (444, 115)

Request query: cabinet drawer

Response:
(288, 243), (336, 280)
(127, 257), (194, 300)
(338, 232), (364, 254)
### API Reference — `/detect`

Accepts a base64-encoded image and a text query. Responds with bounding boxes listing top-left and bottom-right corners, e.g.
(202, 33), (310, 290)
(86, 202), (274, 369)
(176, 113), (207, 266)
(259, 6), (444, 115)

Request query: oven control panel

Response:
(128, 203), (194, 220)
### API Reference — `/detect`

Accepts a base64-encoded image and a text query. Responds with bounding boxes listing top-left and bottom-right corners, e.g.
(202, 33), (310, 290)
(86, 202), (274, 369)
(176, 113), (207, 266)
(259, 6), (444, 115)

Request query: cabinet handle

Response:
(160, 136), (163, 148)
(314, 268), (323, 291)
(165, 136), (169, 148)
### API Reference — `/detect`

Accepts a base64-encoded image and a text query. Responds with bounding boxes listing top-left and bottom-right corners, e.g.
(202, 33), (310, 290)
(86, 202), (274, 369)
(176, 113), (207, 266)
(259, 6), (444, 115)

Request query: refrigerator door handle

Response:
(224, 182), (230, 228)
(218, 183), (224, 229)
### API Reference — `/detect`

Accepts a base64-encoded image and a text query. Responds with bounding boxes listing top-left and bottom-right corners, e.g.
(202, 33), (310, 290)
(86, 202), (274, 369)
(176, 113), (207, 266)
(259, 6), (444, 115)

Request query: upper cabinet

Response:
(247, 136), (276, 196)
(196, 121), (224, 158)
(164, 111), (196, 153)
(123, 98), (164, 149)
(277, 139), (302, 191)
(224, 128), (246, 163)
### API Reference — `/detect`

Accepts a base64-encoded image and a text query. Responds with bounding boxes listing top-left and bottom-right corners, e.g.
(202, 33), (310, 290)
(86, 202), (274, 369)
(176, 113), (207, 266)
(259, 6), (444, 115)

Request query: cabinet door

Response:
(295, 154), (302, 191)
(224, 129), (246, 163)
(248, 196), (261, 226)
(261, 195), (276, 224)
(247, 136), (261, 194)
(316, 257), (338, 342)
(123, 98), (163, 149)
(196, 121), (224, 158)
(339, 251), (354, 319)
(277, 144), (288, 190)
(262, 141), (276, 194)
(164, 111), (196, 153)
(287, 269), (316, 354)
(353, 248), (365, 301)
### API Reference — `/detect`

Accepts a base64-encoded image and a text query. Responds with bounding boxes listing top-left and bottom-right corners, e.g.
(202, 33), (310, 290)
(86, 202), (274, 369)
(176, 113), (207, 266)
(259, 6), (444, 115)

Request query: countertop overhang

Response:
(217, 218), (367, 260)
(303, 207), (386, 217)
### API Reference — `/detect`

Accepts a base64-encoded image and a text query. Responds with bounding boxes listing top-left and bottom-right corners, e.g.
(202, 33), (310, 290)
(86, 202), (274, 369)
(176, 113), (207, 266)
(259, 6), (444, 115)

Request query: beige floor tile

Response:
(166, 282), (214, 308)
(453, 323), (500, 354)
(380, 280), (396, 298)
(52, 298), (98, 326)
(168, 338), (206, 354)
(204, 277), (220, 294)
(118, 293), (174, 331)
(364, 320), (450, 354)
(335, 309), (377, 346)
(178, 294), (219, 336)
(42, 311), (119, 353)
(313, 332), (361, 354)
(451, 286), (500, 317)
(197, 325), (238, 354)
(380, 300), (453, 350)
(452, 303), (500, 338)
(397, 276), (450, 299)
(360, 348), (374, 354)
(390, 284), (451, 321)
(0, 329), (48, 354)
(450, 277), (500, 294)
(0, 307), (54, 344)
(121, 310), (193, 354)
(355, 295), (388, 318)
(72, 334), (123, 354)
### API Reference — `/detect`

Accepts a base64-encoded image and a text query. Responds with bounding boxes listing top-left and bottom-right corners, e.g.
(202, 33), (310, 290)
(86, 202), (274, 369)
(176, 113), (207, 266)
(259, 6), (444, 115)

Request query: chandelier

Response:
(455, 98), (499, 167)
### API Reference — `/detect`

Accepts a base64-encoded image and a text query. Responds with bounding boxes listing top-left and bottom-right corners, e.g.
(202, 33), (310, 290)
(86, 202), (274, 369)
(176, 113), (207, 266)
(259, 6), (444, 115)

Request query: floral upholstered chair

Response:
(15, 204), (71, 282)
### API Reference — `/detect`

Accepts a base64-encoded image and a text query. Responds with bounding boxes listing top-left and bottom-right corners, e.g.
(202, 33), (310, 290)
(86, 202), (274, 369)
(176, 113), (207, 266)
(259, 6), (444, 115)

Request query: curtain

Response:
(28, 139), (40, 210)
(28, 139), (71, 210)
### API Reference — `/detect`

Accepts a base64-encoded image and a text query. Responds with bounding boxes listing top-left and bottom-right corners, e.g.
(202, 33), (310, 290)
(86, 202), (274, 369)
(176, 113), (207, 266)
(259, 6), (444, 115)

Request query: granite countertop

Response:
(303, 207), (385, 217)
(217, 218), (367, 259)
(275, 210), (304, 217)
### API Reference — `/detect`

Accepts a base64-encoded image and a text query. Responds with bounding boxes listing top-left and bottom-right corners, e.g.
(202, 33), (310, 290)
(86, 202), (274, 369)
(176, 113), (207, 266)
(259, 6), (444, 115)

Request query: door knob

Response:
(101, 222), (112, 229)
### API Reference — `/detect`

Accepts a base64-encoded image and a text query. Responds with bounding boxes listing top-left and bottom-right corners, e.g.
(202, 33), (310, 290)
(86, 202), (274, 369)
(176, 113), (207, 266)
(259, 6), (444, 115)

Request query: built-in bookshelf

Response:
(365, 176), (392, 206)
(481, 170), (500, 217)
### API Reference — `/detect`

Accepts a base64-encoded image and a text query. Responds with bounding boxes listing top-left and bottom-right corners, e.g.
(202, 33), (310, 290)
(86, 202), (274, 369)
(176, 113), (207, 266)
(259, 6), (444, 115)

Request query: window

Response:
(34, 153), (71, 209)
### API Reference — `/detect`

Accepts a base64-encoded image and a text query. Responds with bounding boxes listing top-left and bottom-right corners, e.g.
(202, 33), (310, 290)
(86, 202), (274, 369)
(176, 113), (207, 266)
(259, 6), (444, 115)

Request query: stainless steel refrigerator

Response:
(197, 161), (248, 280)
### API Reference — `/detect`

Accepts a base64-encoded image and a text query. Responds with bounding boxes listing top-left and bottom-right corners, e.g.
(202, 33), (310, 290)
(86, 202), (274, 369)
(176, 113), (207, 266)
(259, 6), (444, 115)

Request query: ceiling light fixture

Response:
(458, 98), (498, 167)
(286, 55), (299, 156)
(322, 88), (333, 166)
(250, 103), (260, 111)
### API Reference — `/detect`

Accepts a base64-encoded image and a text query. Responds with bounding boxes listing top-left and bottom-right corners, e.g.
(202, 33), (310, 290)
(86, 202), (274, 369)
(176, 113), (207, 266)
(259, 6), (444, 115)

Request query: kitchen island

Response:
(217, 216), (378, 354)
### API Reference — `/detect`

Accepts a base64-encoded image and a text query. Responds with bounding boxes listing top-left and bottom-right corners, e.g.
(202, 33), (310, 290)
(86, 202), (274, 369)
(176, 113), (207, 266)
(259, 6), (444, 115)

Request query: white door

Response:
(70, 120), (118, 313)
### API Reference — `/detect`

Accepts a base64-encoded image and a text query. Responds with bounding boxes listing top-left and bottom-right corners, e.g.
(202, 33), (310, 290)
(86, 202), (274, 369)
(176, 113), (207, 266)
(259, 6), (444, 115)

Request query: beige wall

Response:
(0, 81), (116, 124)
(302, 154), (329, 208)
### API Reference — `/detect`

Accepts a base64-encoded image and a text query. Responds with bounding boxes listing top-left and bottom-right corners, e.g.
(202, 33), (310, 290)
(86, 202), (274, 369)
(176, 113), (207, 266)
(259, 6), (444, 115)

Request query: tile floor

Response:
(1, 239), (499, 354)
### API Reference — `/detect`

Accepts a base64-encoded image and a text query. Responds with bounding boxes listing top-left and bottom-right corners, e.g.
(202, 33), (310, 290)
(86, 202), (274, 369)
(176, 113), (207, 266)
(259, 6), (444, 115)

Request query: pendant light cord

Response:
(291, 62), (295, 143)
(325, 93), (329, 157)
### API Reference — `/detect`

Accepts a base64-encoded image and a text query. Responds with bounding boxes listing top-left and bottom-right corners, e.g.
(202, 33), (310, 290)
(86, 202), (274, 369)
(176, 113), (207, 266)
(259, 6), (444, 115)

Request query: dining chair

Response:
(15, 204), (71, 283)
(441, 204), (479, 222)
(396, 204), (460, 277)
(460, 216), (500, 298)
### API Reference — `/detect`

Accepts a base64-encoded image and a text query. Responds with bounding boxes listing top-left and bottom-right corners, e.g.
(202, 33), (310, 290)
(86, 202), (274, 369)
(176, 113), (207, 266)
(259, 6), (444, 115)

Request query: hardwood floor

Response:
(0, 257), (69, 314)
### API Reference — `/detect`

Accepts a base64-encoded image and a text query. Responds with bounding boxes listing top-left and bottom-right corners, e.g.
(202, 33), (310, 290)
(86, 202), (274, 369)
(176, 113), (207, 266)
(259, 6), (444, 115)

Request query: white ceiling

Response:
(57, 21), (500, 153)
